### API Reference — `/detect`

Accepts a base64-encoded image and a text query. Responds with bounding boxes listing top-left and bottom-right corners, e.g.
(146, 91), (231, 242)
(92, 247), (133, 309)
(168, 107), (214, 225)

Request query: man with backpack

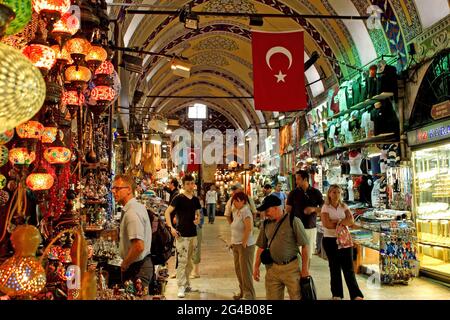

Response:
(113, 175), (153, 292)
(253, 195), (310, 300)
(164, 174), (201, 298)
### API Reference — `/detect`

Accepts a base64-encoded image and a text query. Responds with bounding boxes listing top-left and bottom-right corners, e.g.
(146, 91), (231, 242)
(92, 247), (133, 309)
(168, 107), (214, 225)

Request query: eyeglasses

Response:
(112, 186), (129, 191)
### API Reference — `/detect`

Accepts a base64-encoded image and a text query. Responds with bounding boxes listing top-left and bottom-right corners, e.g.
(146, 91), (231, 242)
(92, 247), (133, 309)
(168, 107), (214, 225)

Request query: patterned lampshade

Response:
(26, 172), (54, 190)
(32, 0), (70, 15)
(91, 86), (115, 102)
(51, 44), (73, 64)
(62, 89), (84, 106)
(44, 146), (71, 164)
(16, 120), (44, 139)
(41, 127), (58, 143)
(22, 43), (56, 71)
(0, 129), (14, 144)
(95, 60), (114, 76)
(51, 9), (79, 37)
(0, 225), (46, 297)
(65, 65), (91, 83)
(86, 45), (107, 63)
(64, 33), (91, 63)
(9, 147), (36, 165)
(0, 43), (46, 132)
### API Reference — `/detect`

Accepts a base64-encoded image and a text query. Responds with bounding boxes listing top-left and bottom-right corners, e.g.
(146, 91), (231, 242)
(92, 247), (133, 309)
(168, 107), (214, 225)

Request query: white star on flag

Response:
(274, 70), (287, 83)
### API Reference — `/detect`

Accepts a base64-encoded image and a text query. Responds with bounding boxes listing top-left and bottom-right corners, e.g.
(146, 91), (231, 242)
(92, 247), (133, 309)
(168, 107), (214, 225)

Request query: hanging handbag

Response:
(260, 214), (288, 265)
(300, 276), (317, 301)
(336, 223), (354, 249)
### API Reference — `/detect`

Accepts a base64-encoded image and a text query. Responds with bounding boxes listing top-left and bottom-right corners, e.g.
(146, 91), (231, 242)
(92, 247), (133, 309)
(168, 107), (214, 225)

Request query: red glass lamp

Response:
(65, 65), (91, 90)
(32, 0), (71, 29)
(16, 120), (44, 139)
(86, 45), (107, 71)
(22, 43), (56, 73)
(9, 148), (36, 165)
(64, 33), (91, 64)
(89, 86), (116, 115)
(41, 127), (58, 144)
(51, 10), (79, 45)
(62, 89), (85, 116)
(95, 60), (114, 76)
(26, 171), (54, 191)
(51, 44), (73, 65)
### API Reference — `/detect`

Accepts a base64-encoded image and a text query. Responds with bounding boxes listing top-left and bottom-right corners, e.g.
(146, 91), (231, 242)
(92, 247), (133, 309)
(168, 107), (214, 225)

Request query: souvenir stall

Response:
(0, 1), (155, 300)
(406, 49), (450, 283)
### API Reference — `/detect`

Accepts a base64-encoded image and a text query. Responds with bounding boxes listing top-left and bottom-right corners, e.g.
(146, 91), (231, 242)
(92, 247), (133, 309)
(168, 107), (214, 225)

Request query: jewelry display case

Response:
(412, 142), (450, 283)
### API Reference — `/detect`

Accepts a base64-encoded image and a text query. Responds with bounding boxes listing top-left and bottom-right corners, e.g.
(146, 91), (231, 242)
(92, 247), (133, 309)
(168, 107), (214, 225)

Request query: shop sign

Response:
(407, 119), (450, 146)
(431, 100), (450, 120)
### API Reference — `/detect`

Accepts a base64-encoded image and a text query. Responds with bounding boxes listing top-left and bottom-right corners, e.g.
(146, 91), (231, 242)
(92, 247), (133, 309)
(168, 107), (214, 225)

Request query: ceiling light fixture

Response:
(171, 58), (192, 78)
(268, 120), (275, 126)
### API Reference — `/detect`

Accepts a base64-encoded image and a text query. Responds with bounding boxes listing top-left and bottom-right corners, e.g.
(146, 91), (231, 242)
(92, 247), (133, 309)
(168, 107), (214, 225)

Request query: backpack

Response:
(147, 209), (175, 265)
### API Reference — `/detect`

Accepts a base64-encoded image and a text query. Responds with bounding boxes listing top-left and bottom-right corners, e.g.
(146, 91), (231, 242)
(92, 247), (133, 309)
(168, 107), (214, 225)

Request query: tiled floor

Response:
(163, 217), (450, 300)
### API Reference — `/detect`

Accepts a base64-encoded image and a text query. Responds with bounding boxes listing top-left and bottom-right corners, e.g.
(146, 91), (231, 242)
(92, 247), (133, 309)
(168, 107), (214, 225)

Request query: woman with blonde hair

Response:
(320, 184), (364, 300)
(230, 191), (256, 300)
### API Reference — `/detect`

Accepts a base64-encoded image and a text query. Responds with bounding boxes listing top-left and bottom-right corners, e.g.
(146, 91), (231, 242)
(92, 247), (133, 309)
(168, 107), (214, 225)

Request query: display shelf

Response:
(354, 241), (380, 251)
(418, 241), (450, 249)
(318, 133), (398, 158)
(328, 92), (394, 120)
(353, 222), (381, 233)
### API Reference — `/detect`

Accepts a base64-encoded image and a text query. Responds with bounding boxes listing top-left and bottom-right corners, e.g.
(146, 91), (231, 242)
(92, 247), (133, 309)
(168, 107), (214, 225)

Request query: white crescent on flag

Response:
(265, 46), (293, 70)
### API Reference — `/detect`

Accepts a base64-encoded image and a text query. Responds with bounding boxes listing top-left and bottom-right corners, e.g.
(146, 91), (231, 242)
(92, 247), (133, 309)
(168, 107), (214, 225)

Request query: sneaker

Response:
(185, 286), (197, 293)
(177, 287), (185, 298)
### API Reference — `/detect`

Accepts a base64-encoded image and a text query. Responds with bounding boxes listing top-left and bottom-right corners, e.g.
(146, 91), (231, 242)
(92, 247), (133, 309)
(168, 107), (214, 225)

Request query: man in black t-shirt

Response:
(164, 174), (201, 298)
(286, 170), (324, 262)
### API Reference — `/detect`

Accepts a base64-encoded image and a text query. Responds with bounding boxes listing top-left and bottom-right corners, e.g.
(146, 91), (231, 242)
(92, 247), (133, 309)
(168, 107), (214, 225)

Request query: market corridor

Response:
(164, 217), (450, 300)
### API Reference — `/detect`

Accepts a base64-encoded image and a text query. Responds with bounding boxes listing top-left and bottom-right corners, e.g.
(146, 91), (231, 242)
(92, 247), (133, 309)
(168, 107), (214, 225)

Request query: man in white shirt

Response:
(113, 175), (153, 292)
(205, 185), (218, 224)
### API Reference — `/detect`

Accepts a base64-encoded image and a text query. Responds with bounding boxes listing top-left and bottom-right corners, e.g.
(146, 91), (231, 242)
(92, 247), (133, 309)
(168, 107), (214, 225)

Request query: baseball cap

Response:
(230, 183), (242, 191)
(257, 194), (282, 212)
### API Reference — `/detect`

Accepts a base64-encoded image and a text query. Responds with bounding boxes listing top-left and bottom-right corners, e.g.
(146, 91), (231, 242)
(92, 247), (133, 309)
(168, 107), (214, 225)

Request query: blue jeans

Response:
(207, 203), (216, 223)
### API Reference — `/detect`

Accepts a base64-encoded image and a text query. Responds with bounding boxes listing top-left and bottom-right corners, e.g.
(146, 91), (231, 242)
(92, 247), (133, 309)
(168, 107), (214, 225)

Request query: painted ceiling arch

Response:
(109, 0), (434, 132)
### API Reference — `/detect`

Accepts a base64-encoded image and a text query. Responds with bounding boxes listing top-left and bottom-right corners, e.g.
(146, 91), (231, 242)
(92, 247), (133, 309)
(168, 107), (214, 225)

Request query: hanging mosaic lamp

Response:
(64, 32), (91, 64)
(41, 127), (58, 143)
(65, 65), (91, 86)
(51, 8), (79, 45)
(0, 0), (32, 36)
(32, 0), (70, 29)
(0, 174), (6, 189)
(0, 225), (47, 297)
(44, 146), (71, 164)
(95, 60), (114, 76)
(51, 44), (73, 65)
(0, 145), (8, 167)
(0, 129), (14, 144)
(16, 120), (44, 139)
(85, 44), (107, 71)
(0, 43), (46, 132)
(91, 86), (115, 104)
(26, 170), (54, 190)
(9, 147), (36, 165)
(22, 42), (56, 73)
(62, 88), (84, 116)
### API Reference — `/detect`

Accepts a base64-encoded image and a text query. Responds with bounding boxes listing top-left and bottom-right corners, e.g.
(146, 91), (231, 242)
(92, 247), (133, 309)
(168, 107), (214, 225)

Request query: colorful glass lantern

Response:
(41, 127), (58, 143)
(0, 174), (6, 189)
(95, 60), (114, 76)
(0, 129), (14, 144)
(44, 146), (71, 164)
(0, 0), (32, 36)
(91, 86), (115, 103)
(0, 145), (8, 167)
(85, 45), (107, 71)
(0, 2), (16, 37)
(9, 147), (36, 165)
(65, 65), (91, 84)
(32, 0), (70, 28)
(64, 33), (91, 64)
(22, 43), (56, 73)
(26, 171), (54, 190)
(16, 120), (44, 139)
(0, 225), (46, 297)
(63, 90), (84, 106)
(51, 44), (73, 64)
(51, 9), (79, 44)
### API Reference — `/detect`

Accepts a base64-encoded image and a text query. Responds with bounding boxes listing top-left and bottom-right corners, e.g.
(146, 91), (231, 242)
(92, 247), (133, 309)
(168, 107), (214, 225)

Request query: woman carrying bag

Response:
(320, 184), (364, 300)
(230, 191), (256, 300)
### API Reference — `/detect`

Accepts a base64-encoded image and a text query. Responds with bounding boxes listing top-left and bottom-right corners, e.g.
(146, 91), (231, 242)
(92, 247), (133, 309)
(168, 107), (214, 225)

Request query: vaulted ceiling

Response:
(107, 0), (449, 133)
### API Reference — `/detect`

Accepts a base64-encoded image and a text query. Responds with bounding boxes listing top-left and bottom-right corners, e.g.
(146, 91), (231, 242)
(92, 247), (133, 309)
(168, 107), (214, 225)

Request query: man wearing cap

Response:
(225, 183), (257, 224)
(253, 195), (310, 300)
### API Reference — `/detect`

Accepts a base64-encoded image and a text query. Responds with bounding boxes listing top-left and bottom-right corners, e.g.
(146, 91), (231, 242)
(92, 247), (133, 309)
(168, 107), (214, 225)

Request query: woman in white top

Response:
(230, 191), (256, 300)
(321, 184), (364, 300)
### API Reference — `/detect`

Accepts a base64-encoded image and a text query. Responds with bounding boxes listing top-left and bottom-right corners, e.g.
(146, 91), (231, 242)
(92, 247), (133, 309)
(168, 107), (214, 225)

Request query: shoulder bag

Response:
(260, 214), (288, 265)
(336, 223), (353, 249)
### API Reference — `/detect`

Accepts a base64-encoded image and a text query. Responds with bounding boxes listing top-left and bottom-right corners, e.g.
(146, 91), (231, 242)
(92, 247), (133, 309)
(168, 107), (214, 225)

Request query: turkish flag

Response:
(252, 30), (307, 111)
